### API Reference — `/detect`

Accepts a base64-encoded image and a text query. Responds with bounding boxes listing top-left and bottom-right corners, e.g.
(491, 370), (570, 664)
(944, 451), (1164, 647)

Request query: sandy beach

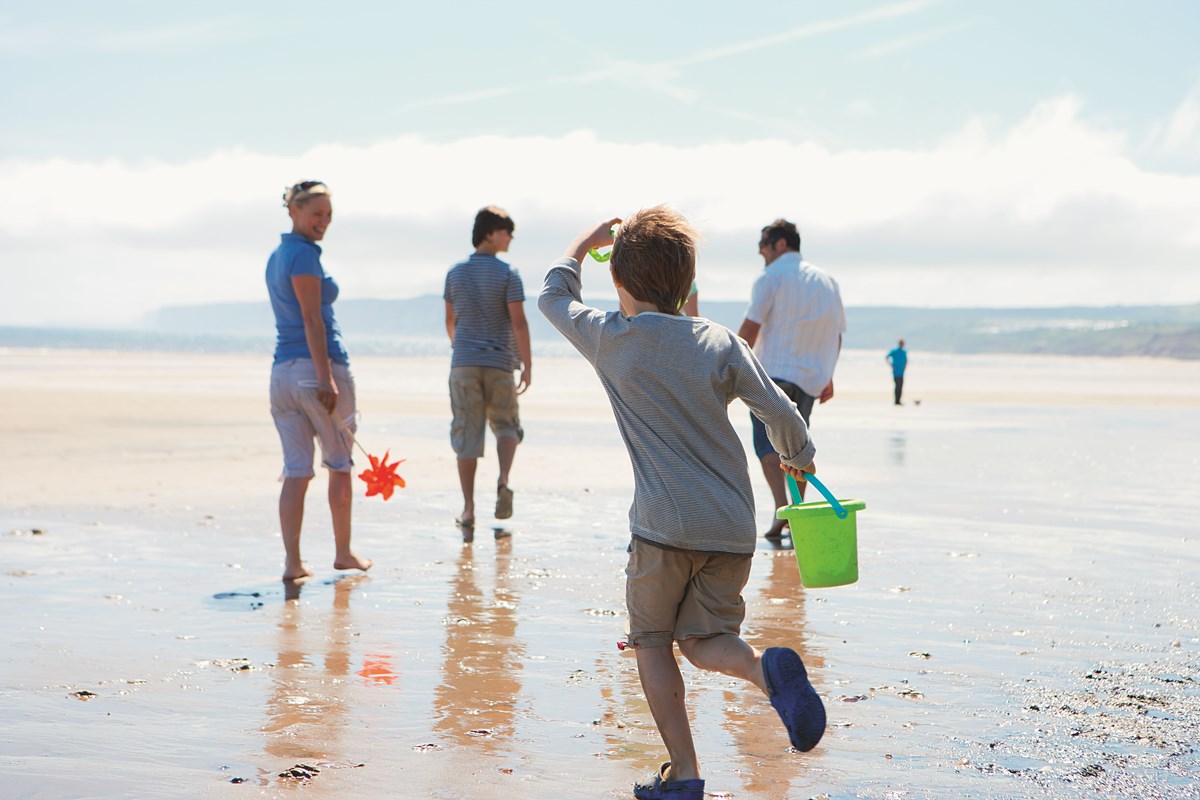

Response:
(2, 346), (1198, 799)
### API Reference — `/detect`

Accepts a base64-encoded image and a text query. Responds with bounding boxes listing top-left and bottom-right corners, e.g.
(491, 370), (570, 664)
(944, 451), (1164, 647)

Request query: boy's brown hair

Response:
(611, 205), (697, 315)
(472, 205), (515, 247)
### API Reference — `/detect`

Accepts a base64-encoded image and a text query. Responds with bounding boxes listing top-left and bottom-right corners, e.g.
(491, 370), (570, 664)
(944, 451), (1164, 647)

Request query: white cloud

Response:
(94, 17), (253, 53)
(669, 0), (938, 67)
(846, 99), (874, 117)
(3, 95), (1199, 326)
(0, 15), (256, 57)
(564, 0), (938, 103)
(1158, 78), (1200, 157)
(399, 86), (519, 112)
(851, 20), (978, 61)
(0, 16), (52, 55)
(402, 0), (937, 110)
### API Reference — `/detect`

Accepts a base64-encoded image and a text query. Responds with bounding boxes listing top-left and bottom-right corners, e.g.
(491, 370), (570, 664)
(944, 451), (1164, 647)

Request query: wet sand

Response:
(2, 348), (1198, 799)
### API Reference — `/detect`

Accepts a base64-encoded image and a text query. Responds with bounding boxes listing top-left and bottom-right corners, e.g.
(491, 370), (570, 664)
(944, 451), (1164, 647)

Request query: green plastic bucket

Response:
(776, 498), (866, 588)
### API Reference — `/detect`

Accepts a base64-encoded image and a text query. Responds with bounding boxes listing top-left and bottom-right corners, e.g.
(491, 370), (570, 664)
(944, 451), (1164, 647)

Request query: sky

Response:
(2, 0), (1199, 326)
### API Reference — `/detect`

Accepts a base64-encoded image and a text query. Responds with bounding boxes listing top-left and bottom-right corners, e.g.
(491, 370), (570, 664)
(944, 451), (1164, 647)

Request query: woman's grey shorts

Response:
(270, 359), (356, 478)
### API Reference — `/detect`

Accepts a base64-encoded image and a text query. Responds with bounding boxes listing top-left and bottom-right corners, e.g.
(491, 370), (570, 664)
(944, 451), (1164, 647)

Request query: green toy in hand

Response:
(588, 224), (618, 261)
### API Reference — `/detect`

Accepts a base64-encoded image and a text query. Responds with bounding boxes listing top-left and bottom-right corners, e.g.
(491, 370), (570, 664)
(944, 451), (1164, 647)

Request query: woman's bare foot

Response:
(333, 552), (372, 572)
(283, 562), (314, 581)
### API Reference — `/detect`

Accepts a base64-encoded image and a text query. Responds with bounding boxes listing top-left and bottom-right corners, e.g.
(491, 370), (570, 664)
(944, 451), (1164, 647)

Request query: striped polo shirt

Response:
(744, 251), (845, 397)
(444, 253), (526, 370)
(539, 258), (815, 556)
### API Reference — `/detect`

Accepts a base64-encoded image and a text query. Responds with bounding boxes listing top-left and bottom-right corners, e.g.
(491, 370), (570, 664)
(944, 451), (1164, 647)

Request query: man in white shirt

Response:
(737, 219), (845, 539)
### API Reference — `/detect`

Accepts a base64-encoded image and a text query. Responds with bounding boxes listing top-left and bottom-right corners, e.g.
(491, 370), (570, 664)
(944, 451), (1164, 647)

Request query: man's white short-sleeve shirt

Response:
(744, 251), (845, 397)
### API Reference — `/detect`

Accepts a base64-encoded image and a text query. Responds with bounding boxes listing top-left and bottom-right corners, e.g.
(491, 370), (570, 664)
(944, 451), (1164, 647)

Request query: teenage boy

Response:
(444, 206), (532, 529)
(539, 207), (827, 800)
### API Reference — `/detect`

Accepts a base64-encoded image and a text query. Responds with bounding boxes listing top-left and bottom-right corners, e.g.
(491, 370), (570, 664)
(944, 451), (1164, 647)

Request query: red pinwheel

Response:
(358, 450), (406, 500)
(333, 416), (407, 501)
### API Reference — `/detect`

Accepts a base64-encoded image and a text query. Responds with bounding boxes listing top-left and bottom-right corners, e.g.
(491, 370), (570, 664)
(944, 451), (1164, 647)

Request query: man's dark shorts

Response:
(751, 378), (815, 459)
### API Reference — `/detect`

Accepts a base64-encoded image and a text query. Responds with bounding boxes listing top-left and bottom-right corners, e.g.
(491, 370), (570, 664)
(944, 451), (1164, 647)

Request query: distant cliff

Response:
(148, 298), (1200, 360)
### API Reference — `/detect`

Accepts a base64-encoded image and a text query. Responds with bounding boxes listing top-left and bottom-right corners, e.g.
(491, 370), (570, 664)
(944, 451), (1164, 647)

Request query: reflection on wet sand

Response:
(889, 431), (907, 467)
(261, 575), (378, 783)
(726, 548), (826, 799)
(595, 544), (828, 797)
(597, 645), (661, 767)
(578, 543), (700, 775)
(433, 538), (524, 760)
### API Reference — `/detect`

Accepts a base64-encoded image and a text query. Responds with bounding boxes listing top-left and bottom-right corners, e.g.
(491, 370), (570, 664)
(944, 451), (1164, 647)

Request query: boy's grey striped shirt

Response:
(444, 253), (525, 370)
(539, 257), (815, 556)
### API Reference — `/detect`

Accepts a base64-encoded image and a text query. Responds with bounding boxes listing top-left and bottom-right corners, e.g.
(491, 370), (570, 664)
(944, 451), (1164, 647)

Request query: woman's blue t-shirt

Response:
(266, 233), (350, 365)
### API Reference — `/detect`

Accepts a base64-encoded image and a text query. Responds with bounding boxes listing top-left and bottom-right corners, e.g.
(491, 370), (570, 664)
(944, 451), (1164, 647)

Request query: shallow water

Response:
(2, 364), (1199, 799)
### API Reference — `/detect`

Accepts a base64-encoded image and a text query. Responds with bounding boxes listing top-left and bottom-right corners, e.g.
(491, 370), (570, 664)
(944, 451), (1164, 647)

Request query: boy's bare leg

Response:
(329, 470), (370, 571)
(678, 633), (768, 694)
(280, 476), (314, 581)
(457, 457), (477, 524)
(635, 645), (700, 781)
(496, 434), (518, 489)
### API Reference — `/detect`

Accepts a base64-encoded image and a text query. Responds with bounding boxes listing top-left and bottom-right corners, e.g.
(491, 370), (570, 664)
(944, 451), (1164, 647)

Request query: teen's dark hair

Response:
(761, 218), (800, 251)
(611, 205), (697, 316)
(472, 206), (515, 247)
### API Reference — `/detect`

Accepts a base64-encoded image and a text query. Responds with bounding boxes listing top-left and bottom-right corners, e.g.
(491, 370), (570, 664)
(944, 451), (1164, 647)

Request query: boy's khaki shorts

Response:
(624, 537), (752, 649)
(449, 366), (524, 459)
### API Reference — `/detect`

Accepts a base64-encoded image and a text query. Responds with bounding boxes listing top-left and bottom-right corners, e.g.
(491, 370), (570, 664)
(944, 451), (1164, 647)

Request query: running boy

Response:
(538, 207), (827, 800)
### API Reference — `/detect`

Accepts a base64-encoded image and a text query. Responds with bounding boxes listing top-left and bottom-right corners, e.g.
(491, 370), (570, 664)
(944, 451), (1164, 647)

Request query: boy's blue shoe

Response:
(763, 646), (826, 752)
(633, 762), (705, 800)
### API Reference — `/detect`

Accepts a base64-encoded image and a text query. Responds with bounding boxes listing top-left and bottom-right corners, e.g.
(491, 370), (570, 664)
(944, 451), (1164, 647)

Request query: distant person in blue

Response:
(444, 206), (532, 531)
(266, 180), (371, 582)
(886, 338), (907, 405)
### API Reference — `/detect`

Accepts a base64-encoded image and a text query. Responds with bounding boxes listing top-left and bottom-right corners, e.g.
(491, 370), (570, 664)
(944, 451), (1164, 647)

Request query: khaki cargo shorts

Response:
(449, 365), (524, 459)
(624, 538), (752, 649)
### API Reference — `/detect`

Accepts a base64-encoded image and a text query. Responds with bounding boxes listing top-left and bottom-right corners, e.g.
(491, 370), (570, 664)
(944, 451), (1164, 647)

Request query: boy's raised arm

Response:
(539, 218), (623, 360)
(562, 217), (622, 264)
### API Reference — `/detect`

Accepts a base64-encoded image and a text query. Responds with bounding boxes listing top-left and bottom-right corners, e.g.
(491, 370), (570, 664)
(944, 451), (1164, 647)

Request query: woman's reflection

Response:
(261, 575), (377, 776)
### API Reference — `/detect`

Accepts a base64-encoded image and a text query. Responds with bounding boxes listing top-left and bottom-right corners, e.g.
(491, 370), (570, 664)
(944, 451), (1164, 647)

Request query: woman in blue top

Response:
(266, 180), (371, 582)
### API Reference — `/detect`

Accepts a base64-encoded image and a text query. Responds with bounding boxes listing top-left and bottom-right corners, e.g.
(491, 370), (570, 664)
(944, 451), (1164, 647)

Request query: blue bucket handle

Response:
(786, 472), (849, 519)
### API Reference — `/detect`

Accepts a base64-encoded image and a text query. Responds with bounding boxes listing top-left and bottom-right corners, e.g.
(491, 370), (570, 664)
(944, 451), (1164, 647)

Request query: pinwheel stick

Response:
(333, 414), (372, 460)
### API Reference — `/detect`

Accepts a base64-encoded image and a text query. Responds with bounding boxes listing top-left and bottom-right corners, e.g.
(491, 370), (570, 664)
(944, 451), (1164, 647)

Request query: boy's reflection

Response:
(890, 431), (907, 467)
(433, 538), (524, 755)
(599, 548), (824, 797)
